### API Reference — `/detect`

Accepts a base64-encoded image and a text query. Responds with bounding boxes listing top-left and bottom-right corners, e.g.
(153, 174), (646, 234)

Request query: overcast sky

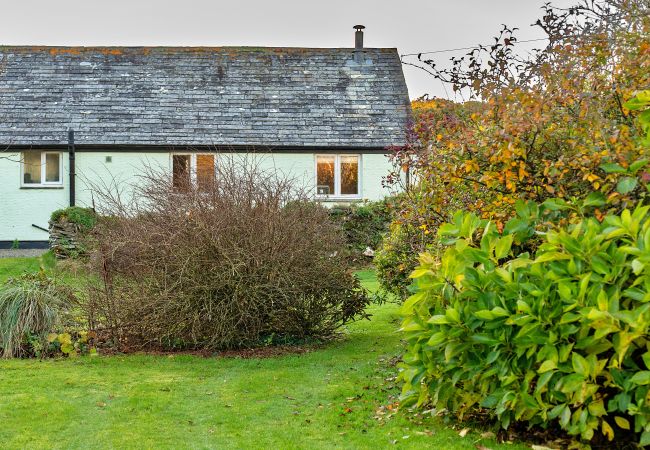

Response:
(1, 0), (573, 99)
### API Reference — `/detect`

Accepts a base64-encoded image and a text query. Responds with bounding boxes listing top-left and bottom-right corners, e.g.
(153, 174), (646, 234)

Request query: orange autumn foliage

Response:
(378, 0), (650, 297)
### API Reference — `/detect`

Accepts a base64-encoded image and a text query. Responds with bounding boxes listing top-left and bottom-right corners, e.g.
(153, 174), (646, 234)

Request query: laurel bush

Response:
(400, 202), (650, 445)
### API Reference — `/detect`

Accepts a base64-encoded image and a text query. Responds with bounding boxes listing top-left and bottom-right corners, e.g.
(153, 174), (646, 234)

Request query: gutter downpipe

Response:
(68, 129), (75, 207)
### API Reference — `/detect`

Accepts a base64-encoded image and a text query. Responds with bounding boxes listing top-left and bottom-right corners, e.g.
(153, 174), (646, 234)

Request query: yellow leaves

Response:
(518, 161), (528, 181)
(614, 416), (630, 430)
(601, 420), (614, 441)
(411, 99), (438, 111)
(607, 192), (621, 204)
(583, 171), (603, 189)
(464, 160), (480, 174)
(399, 36), (648, 243)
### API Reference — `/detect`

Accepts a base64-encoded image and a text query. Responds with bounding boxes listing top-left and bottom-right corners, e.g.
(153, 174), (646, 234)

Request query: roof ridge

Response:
(0, 45), (397, 51)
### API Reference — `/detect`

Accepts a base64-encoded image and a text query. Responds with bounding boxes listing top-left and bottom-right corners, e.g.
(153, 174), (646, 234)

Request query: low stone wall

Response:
(49, 220), (84, 259)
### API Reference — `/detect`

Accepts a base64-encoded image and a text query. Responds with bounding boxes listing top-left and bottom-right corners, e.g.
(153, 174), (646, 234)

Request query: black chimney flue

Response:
(354, 25), (365, 50)
(354, 25), (365, 63)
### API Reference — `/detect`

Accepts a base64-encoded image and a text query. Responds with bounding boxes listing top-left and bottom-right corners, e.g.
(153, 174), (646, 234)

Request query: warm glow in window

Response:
(340, 156), (359, 195)
(316, 155), (336, 195)
(315, 154), (360, 197)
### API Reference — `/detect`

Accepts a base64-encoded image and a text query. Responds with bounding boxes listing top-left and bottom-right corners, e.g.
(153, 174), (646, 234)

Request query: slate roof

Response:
(0, 46), (410, 148)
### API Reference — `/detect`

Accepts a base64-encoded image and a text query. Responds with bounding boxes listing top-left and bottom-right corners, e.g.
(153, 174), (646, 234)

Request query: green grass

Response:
(0, 263), (526, 449)
(0, 255), (48, 283)
(0, 252), (82, 286)
(356, 268), (380, 293)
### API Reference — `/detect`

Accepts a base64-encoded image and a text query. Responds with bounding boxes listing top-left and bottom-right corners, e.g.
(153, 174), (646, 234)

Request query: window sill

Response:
(20, 185), (65, 190)
(316, 197), (364, 203)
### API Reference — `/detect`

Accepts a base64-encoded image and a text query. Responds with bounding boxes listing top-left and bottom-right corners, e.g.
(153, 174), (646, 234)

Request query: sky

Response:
(0, 0), (574, 99)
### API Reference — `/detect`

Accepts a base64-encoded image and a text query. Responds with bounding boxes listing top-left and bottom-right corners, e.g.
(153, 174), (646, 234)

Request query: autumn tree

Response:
(377, 0), (650, 296)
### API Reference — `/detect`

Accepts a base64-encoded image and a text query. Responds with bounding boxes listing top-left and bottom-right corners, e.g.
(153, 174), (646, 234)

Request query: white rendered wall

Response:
(0, 151), (395, 241)
(0, 152), (69, 242)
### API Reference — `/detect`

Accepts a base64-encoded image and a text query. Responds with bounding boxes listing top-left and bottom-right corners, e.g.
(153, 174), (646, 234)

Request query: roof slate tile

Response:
(0, 46), (410, 148)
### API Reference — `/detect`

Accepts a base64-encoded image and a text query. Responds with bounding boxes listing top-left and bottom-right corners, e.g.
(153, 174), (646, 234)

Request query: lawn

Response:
(0, 258), (526, 450)
(0, 254), (53, 282)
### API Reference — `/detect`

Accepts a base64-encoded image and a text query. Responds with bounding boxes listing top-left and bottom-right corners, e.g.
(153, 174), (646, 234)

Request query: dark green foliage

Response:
(50, 206), (97, 231)
(374, 222), (421, 299)
(400, 203), (650, 446)
(328, 199), (392, 263)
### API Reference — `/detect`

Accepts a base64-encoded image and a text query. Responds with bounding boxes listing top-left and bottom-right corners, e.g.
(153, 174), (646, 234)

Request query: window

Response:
(196, 154), (216, 190)
(172, 153), (216, 190)
(316, 154), (360, 197)
(173, 155), (191, 190)
(22, 151), (62, 186)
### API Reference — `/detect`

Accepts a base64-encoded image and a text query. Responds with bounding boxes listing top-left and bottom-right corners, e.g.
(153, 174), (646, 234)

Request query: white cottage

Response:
(0, 27), (411, 247)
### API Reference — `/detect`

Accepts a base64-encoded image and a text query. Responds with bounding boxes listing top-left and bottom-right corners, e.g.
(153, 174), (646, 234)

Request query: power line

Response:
(400, 37), (554, 58)
(400, 10), (649, 59)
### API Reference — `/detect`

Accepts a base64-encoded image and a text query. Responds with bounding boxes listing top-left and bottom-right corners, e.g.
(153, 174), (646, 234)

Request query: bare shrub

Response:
(85, 155), (369, 351)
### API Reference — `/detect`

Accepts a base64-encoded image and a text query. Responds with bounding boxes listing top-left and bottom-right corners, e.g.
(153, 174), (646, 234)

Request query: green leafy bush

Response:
(0, 272), (76, 358)
(624, 90), (650, 147)
(400, 203), (650, 445)
(40, 331), (96, 358)
(329, 200), (392, 263)
(374, 222), (423, 299)
(50, 206), (97, 231)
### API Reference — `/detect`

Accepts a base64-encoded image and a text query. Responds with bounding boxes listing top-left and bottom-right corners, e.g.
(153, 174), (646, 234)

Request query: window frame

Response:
(170, 152), (217, 187)
(20, 151), (64, 188)
(314, 153), (362, 199)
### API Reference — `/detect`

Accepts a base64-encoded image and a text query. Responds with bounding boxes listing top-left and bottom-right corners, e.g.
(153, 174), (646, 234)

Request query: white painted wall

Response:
(0, 152), (69, 242)
(0, 151), (396, 242)
(75, 152), (169, 208)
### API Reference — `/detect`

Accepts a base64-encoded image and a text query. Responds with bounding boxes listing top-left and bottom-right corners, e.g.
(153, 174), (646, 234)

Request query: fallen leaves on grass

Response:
(414, 430), (434, 437)
(374, 401), (400, 422)
(475, 445), (493, 450)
